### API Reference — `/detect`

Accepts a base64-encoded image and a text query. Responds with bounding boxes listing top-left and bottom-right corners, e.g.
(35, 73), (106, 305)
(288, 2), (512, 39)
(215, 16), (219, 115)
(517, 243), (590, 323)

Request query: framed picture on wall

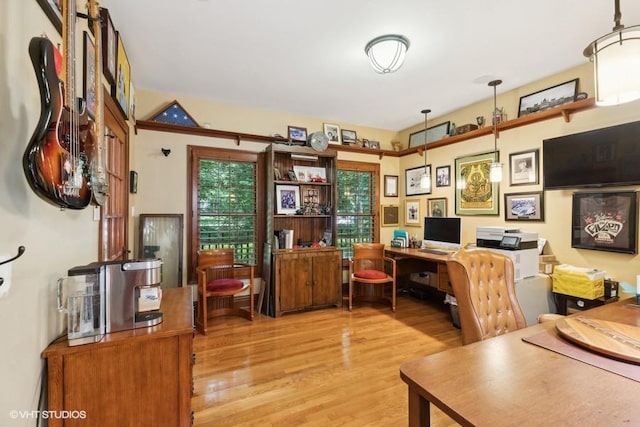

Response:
(113, 32), (131, 119)
(455, 151), (499, 215)
(100, 8), (117, 86)
(36, 0), (62, 35)
(504, 192), (544, 221)
(384, 175), (398, 197)
(571, 191), (637, 254)
(406, 165), (431, 196)
(381, 205), (399, 227)
(405, 199), (421, 226)
(427, 198), (447, 217)
(509, 149), (539, 186)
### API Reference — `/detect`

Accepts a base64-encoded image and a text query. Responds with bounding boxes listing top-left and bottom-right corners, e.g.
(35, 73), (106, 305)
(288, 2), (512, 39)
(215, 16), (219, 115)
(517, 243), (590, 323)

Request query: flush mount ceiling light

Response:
(364, 34), (410, 74)
(584, 0), (640, 106)
(488, 79), (503, 183)
(420, 109), (431, 189)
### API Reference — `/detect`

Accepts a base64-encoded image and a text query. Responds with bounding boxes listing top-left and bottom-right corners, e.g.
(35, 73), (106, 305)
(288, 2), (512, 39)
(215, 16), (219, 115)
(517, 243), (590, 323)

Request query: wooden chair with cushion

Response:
(195, 248), (254, 335)
(446, 249), (527, 345)
(349, 243), (397, 312)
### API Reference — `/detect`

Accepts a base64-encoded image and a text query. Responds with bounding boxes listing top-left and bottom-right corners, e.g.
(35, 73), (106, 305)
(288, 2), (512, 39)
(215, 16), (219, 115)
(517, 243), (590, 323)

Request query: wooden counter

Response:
(42, 287), (194, 426)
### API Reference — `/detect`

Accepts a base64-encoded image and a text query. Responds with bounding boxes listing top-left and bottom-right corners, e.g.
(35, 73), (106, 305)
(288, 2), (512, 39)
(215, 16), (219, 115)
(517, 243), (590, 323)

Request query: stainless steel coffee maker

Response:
(59, 259), (163, 345)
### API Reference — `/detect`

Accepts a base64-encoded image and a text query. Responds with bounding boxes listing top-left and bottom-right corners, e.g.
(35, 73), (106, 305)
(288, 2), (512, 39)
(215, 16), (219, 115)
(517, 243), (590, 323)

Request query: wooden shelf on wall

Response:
(135, 97), (596, 157)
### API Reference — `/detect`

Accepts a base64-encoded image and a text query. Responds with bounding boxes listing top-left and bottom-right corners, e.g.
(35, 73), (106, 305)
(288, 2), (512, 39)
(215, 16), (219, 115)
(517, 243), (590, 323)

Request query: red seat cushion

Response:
(354, 269), (387, 279)
(207, 278), (244, 292)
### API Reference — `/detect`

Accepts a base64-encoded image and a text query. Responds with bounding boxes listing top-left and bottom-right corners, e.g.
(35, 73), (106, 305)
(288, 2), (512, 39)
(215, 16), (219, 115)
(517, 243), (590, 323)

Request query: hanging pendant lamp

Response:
(420, 109), (431, 189)
(584, 0), (640, 106)
(488, 79), (503, 183)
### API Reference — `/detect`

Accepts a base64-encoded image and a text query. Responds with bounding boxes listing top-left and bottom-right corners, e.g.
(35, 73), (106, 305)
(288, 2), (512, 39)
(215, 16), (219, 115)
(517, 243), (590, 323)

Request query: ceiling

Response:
(101, 0), (640, 131)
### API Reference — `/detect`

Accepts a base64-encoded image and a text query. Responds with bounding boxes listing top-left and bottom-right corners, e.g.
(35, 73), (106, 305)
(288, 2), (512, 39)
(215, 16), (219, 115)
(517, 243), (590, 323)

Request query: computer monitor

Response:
(423, 217), (461, 250)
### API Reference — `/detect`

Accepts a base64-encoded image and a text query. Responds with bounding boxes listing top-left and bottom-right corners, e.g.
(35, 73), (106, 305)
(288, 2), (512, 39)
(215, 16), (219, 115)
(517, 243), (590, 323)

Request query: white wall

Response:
(0, 1), (99, 425)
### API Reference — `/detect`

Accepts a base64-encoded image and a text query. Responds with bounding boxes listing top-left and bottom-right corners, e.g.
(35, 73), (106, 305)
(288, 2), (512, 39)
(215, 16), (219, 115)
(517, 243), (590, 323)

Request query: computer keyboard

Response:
(420, 248), (449, 255)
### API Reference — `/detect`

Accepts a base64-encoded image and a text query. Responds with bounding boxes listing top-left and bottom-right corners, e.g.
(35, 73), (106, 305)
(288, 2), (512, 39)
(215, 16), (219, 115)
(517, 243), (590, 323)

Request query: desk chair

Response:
(349, 243), (397, 312)
(446, 249), (526, 345)
(195, 248), (254, 335)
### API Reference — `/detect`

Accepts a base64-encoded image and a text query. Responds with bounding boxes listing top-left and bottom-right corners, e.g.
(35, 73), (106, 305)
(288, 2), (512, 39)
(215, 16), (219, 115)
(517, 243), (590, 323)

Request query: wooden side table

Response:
(553, 292), (619, 315)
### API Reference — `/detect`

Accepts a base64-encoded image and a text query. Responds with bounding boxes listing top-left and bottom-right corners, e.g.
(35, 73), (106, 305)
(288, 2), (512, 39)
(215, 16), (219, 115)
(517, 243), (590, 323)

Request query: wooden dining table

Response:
(400, 297), (640, 426)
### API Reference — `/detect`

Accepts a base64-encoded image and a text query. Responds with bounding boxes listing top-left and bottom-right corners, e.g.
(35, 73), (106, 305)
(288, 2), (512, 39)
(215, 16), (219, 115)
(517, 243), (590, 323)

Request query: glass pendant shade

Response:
(490, 162), (503, 183)
(365, 35), (410, 74)
(420, 169), (430, 188)
(586, 25), (640, 106)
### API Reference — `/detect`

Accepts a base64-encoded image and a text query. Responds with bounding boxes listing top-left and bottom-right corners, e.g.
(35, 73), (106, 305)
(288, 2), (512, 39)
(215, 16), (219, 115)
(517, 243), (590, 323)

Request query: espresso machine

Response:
(59, 259), (164, 345)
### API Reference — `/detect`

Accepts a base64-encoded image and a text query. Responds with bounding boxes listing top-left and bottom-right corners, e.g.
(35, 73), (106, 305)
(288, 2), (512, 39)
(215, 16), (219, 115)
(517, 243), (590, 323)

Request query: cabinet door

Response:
(311, 250), (341, 307)
(278, 253), (312, 312)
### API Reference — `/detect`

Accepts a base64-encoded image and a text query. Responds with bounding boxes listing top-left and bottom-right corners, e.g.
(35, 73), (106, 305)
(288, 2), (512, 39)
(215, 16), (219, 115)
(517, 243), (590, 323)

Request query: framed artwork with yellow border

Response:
(455, 151), (499, 215)
(381, 205), (399, 227)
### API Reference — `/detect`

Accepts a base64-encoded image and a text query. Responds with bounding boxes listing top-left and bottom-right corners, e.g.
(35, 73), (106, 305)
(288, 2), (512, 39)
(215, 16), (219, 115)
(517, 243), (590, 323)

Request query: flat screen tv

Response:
(543, 120), (640, 189)
(423, 217), (461, 250)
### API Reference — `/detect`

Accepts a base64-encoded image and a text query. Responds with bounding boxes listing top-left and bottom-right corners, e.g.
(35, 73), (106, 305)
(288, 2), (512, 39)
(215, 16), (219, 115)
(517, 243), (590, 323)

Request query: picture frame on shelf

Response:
(100, 7), (117, 86)
(408, 121), (451, 148)
(571, 191), (637, 254)
(435, 165), (450, 187)
(427, 198), (447, 217)
(381, 205), (399, 227)
(517, 78), (579, 117)
(404, 199), (421, 226)
(36, 0), (62, 35)
(384, 175), (398, 197)
(275, 185), (300, 215)
(455, 151), (499, 215)
(323, 123), (341, 144)
(292, 166), (326, 182)
(82, 32), (97, 120)
(509, 149), (539, 186)
(113, 32), (130, 119)
(504, 192), (544, 221)
(341, 129), (357, 144)
(368, 141), (380, 149)
(288, 126), (307, 142)
(406, 165), (431, 196)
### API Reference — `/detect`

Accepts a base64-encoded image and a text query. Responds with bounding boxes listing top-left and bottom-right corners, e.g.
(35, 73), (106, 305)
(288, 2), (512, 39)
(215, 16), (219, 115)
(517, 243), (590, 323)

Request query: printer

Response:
(476, 226), (539, 281)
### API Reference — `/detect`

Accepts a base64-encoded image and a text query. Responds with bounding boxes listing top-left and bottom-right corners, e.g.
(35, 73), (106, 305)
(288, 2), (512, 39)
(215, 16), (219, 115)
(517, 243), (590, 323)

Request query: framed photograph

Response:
(100, 8), (117, 86)
(571, 191), (637, 254)
(113, 32), (130, 119)
(509, 149), (539, 186)
(288, 126), (307, 142)
(408, 121), (451, 148)
(435, 165), (450, 187)
(405, 199), (421, 226)
(455, 151), (499, 215)
(518, 78), (579, 117)
(129, 80), (136, 122)
(381, 205), (399, 227)
(323, 123), (341, 144)
(275, 185), (300, 215)
(504, 192), (544, 221)
(428, 198), (447, 217)
(82, 32), (97, 120)
(341, 129), (356, 144)
(368, 141), (380, 149)
(36, 0), (62, 35)
(406, 165), (431, 196)
(292, 166), (326, 182)
(384, 175), (398, 197)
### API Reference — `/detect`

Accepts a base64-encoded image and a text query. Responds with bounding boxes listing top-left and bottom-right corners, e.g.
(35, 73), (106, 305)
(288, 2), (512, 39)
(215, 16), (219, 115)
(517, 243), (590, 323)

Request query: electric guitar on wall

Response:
(24, 0), (92, 209)
(87, 0), (109, 206)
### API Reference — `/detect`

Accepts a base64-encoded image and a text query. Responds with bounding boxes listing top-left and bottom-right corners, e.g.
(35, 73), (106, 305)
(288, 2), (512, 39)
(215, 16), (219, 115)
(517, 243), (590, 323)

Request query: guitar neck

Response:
(89, 0), (103, 144)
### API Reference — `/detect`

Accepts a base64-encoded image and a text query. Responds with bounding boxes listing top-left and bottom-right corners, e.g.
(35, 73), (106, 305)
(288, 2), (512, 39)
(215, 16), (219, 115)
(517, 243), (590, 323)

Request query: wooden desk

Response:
(400, 298), (640, 426)
(385, 247), (453, 294)
(42, 287), (194, 427)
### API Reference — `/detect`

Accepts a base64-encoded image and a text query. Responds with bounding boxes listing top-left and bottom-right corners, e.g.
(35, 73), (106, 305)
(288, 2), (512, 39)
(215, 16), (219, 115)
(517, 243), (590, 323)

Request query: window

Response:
(188, 146), (262, 282)
(336, 161), (380, 259)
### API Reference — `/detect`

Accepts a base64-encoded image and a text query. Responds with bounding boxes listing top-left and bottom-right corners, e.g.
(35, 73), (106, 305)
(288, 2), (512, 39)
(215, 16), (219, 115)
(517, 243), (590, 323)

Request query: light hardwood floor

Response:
(192, 294), (462, 426)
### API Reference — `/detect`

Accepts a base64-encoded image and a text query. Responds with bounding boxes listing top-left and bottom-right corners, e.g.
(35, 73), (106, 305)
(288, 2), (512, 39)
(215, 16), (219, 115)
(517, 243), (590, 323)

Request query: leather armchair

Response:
(446, 249), (527, 345)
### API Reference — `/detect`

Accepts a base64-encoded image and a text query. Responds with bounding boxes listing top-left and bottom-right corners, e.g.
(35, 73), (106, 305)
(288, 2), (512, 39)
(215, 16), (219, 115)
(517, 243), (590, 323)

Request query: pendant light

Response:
(488, 80), (503, 183)
(584, 0), (640, 106)
(365, 35), (410, 74)
(420, 109), (431, 189)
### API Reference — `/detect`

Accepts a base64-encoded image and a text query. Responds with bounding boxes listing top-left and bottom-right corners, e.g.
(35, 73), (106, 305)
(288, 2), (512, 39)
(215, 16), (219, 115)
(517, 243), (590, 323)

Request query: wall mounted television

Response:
(423, 217), (461, 250)
(543, 120), (640, 189)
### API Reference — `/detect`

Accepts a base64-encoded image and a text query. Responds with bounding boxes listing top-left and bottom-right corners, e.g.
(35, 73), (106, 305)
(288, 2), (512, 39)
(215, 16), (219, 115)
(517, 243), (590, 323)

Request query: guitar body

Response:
(24, 37), (92, 209)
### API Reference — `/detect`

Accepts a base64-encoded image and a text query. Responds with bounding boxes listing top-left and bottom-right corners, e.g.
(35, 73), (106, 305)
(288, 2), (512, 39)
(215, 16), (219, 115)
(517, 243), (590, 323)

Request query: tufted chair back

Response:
(446, 249), (527, 345)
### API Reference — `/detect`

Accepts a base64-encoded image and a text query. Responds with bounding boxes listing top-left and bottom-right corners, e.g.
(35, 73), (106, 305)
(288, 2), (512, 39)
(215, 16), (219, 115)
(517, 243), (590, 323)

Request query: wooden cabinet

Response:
(42, 288), (194, 427)
(275, 248), (342, 316)
(263, 144), (341, 317)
